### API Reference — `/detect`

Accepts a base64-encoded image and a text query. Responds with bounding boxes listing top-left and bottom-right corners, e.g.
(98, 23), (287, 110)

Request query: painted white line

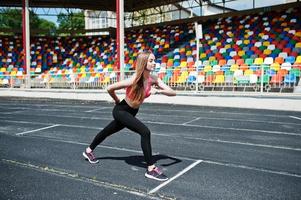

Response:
(203, 160), (301, 178)
(85, 107), (109, 113)
(26, 136), (301, 178)
(0, 102), (102, 109)
(184, 136), (301, 151)
(182, 117), (201, 125)
(4, 119), (301, 152)
(1, 159), (166, 200)
(146, 121), (301, 137)
(148, 160), (203, 194)
(290, 116), (301, 121)
(0, 102), (294, 119)
(4, 112), (300, 137)
(16, 124), (61, 136)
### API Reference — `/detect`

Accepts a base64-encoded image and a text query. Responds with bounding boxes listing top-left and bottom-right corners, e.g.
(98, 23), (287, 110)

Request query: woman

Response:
(83, 51), (176, 181)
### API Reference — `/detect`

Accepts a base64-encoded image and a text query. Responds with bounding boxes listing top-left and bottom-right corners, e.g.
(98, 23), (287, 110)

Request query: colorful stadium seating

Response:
(0, 7), (300, 91)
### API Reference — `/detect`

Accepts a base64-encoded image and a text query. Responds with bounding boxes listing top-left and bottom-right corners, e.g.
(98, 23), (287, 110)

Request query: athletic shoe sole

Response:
(82, 152), (99, 164)
(145, 172), (168, 181)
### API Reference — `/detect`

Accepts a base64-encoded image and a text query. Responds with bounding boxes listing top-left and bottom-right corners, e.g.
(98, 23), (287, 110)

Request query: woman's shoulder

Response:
(150, 74), (158, 84)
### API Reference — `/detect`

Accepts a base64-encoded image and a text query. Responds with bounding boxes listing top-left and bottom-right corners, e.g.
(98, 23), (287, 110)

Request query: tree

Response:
(0, 8), (56, 33)
(57, 11), (85, 33)
(38, 18), (57, 33)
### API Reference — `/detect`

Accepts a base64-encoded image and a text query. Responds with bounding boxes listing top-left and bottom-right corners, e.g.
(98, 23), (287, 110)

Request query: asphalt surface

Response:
(0, 97), (301, 200)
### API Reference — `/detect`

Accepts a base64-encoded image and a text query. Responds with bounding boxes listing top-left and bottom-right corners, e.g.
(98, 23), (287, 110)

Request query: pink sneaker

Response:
(83, 151), (99, 164)
(145, 167), (168, 181)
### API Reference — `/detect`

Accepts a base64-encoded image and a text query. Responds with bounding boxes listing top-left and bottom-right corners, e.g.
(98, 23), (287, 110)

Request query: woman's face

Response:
(145, 54), (156, 71)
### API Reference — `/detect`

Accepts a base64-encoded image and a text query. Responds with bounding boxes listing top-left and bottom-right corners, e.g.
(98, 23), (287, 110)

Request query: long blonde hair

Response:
(129, 52), (151, 107)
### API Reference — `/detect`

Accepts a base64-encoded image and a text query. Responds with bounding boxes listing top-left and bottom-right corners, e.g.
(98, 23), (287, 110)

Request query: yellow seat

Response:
(204, 65), (212, 72)
(214, 75), (225, 84)
(181, 71), (189, 76)
(180, 61), (187, 68)
(270, 63), (280, 71)
(295, 42), (301, 48)
(0, 68), (6, 72)
(10, 71), (17, 76)
(225, 44), (231, 49)
(200, 53), (207, 59)
(263, 49), (272, 55)
(238, 50), (245, 57)
(244, 69), (253, 76)
(254, 58), (264, 65)
(295, 32), (301, 37)
(263, 41), (270, 47)
(243, 40), (250, 45)
(102, 76), (110, 84)
(209, 56), (216, 61)
(230, 64), (239, 72)
(295, 56), (301, 64)
(186, 51), (192, 56)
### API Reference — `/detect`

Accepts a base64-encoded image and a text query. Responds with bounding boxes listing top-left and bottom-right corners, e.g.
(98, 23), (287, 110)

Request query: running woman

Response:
(83, 51), (176, 181)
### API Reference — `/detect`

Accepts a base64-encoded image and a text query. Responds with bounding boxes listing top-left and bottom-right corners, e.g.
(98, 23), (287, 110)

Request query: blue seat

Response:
(285, 56), (295, 64)
(265, 69), (276, 76)
(284, 74), (296, 84)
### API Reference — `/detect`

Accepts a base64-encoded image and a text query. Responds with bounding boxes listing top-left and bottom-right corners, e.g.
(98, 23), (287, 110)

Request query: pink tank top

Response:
(126, 76), (152, 100)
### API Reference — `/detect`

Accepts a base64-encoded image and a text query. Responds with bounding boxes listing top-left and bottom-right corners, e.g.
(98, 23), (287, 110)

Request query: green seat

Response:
(206, 71), (214, 75)
(163, 76), (169, 83)
(237, 76), (250, 84)
(257, 75), (270, 84)
(261, 65), (270, 71)
(225, 71), (234, 76)
(259, 46), (266, 51)
(245, 58), (254, 65)
(290, 68), (300, 77)
(210, 60), (218, 66)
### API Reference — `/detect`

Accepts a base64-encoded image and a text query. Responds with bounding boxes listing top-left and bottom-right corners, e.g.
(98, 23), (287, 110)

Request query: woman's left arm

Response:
(152, 76), (176, 96)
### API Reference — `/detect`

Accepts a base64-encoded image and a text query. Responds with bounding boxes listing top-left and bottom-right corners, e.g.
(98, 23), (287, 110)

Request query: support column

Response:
(116, 0), (125, 80)
(22, 0), (31, 88)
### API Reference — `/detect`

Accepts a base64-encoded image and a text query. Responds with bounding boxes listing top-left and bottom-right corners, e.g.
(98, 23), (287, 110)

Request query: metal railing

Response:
(0, 67), (299, 93)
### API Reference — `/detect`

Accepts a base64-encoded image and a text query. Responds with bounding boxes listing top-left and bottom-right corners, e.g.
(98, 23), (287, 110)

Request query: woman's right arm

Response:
(107, 75), (135, 104)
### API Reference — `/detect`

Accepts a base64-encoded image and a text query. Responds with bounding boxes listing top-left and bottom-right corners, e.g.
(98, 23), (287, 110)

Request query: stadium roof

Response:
(0, 0), (186, 12)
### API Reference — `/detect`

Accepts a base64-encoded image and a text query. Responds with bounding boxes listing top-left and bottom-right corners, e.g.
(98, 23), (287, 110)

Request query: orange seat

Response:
(275, 57), (284, 64)
(239, 64), (249, 71)
(236, 59), (245, 66)
(218, 59), (227, 66)
(270, 74), (283, 84)
(277, 69), (288, 77)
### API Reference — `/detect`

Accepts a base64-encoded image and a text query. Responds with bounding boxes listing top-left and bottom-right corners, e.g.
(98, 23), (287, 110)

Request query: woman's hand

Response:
(115, 98), (120, 104)
(150, 87), (161, 95)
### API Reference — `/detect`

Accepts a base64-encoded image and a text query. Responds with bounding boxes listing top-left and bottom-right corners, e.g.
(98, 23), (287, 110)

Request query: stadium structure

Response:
(0, 0), (300, 93)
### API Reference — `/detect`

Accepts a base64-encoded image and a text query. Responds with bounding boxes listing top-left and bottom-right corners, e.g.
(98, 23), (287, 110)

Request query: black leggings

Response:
(89, 99), (153, 165)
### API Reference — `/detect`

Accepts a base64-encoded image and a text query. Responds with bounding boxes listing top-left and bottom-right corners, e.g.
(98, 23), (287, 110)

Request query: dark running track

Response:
(0, 97), (301, 200)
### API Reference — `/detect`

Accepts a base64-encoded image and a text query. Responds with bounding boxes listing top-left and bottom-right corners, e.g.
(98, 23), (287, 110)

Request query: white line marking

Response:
(1, 159), (166, 200)
(184, 136), (301, 151)
(290, 116), (301, 121)
(16, 124), (60, 136)
(3, 112), (300, 136)
(25, 136), (301, 178)
(3, 119), (301, 151)
(85, 107), (108, 113)
(146, 121), (301, 136)
(202, 160), (301, 178)
(148, 160), (203, 194)
(182, 117), (201, 125)
(0, 102), (295, 118)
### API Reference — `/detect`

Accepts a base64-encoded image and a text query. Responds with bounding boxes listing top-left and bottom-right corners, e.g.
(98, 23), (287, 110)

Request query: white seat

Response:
(278, 52), (288, 58)
(234, 70), (243, 77)
(281, 62), (292, 70)
(264, 57), (274, 65)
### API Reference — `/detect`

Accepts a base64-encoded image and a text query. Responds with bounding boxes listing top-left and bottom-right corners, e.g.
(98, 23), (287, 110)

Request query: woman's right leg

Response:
(83, 120), (124, 164)
(89, 120), (125, 150)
